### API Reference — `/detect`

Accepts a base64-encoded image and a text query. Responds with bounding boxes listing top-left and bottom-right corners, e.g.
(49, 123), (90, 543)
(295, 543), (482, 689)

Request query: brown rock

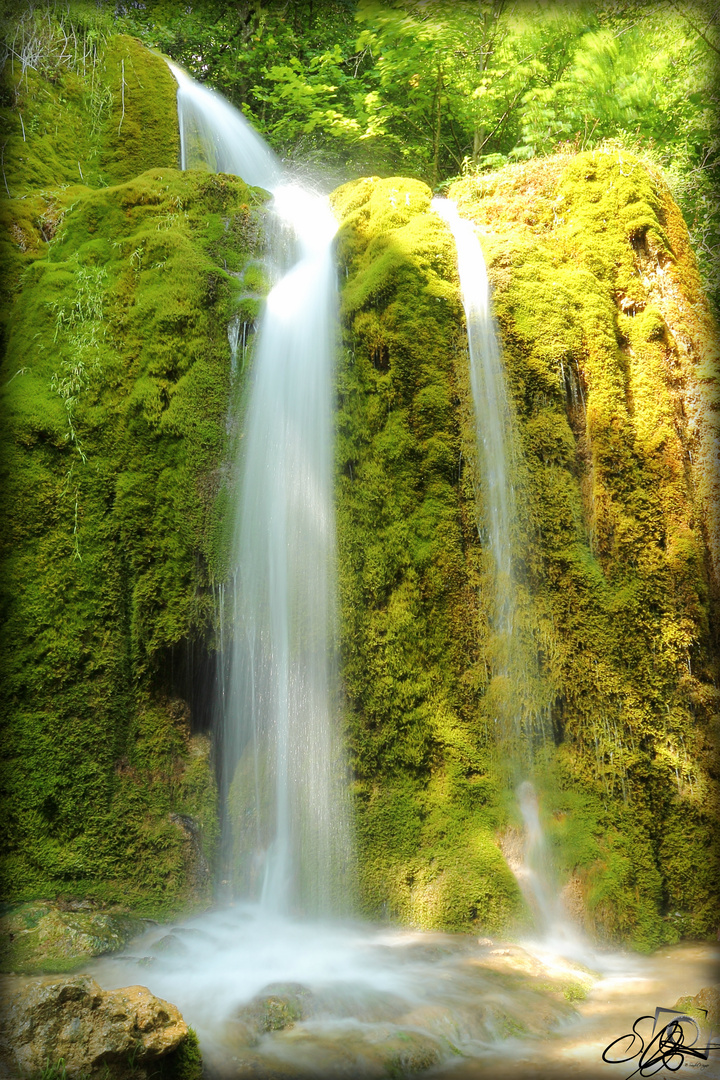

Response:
(0, 975), (187, 1078)
(674, 985), (720, 1029)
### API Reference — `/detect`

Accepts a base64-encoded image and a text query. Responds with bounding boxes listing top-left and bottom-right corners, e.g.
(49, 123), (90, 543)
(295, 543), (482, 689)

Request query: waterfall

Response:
(516, 781), (561, 933)
(516, 782), (590, 961)
(169, 62), (282, 187)
(169, 64), (351, 915)
(432, 199), (515, 637)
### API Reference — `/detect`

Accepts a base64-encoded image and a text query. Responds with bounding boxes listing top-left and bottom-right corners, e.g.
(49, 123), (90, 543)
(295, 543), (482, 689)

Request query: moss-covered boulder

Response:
(331, 153), (720, 948)
(0, 900), (147, 974)
(330, 175), (526, 933)
(0, 18), (269, 915)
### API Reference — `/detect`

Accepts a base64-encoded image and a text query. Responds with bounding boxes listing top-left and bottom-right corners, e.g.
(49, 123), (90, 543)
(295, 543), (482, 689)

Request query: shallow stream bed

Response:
(85, 906), (720, 1079)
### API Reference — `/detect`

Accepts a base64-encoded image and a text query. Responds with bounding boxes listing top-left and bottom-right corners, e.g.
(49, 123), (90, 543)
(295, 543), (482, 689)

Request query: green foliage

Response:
(114, 0), (369, 167)
(39, 1060), (68, 1080)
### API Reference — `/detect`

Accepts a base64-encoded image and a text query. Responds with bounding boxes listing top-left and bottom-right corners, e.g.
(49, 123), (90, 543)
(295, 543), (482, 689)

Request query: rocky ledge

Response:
(0, 974), (199, 1079)
(0, 901), (149, 975)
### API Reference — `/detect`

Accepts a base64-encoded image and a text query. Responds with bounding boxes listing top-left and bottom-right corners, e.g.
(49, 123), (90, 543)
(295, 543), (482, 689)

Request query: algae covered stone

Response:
(331, 175), (526, 934)
(0, 900), (147, 974)
(0, 20), (272, 915)
(331, 154), (719, 947)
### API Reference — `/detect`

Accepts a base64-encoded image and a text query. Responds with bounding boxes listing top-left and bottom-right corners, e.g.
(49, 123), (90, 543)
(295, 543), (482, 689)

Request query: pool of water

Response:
(87, 905), (720, 1079)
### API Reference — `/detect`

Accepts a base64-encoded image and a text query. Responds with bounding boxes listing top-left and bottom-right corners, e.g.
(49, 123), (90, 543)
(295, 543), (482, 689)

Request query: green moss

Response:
(100, 36), (180, 184)
(0, 20), (271, 914)
(0, 901), (146, 974)
(163, 1027), (203, 1080)
(331, 176), (525, 931)
(447, 151), (719, 945)
(332, 153), (719, 945)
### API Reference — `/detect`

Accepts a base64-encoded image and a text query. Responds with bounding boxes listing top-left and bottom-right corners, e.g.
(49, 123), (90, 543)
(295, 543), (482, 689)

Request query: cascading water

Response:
(432, 201), (576, 950)
(515, 781), (588, 960)
(431, 198), (515, 637)
(169, 61), (282, 187)
(168, 63), (351, 915)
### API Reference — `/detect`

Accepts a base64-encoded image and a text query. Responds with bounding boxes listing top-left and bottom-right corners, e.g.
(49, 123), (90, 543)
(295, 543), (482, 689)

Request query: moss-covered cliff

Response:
(331, 154), (720, 949)
(0, 22), (267, 915)
(2, 10), (717, 953)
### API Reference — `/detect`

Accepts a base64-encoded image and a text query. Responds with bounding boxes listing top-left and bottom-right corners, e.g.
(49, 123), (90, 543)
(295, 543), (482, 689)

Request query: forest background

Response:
(101, 0), (720, 317)
(1, 0), (718, 311)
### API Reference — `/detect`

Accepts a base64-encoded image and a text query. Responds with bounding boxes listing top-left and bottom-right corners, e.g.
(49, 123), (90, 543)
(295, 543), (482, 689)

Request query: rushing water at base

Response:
(169, 64), (351, 914)
(88, 912), (719, 1080)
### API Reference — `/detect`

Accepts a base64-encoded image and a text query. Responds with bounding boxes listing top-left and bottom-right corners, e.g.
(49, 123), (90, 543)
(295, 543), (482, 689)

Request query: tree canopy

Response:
(1, 0), (717, 310)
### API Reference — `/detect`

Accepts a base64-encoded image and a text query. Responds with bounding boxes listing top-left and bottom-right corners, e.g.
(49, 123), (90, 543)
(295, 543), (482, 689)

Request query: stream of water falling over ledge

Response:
(169, 60), (352, 916)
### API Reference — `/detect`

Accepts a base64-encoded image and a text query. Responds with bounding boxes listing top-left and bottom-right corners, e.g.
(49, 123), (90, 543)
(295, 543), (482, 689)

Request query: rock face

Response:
(673, 985), (720, 1029)
(331, 154), (720, 948)
(0, 902), (147, 974)
(0, 16), (264, 914)
(0, 975), (187, 1079)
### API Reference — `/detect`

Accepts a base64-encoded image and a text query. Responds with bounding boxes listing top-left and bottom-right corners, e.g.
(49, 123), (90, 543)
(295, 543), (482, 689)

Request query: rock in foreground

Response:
(0, 975), (189, 1079)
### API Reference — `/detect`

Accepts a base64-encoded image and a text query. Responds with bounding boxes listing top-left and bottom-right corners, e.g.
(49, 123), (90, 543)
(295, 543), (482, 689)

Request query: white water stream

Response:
(169, 63), (350, 914)
(431, 198), (515, 635)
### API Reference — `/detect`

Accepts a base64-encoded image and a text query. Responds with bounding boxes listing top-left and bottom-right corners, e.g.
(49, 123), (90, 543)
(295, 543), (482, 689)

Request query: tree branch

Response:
(666, 0), (720, 56)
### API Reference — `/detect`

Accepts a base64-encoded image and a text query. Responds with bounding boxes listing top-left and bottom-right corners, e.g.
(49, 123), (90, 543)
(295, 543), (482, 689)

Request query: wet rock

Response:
(673, 985), (720, 1028)
(235, 982), (314, 1036)
(0, 974), (188, 1078)
(0, 901), (148, 974)
(378, 1028), (444, 1075)
(152, 933), (190, 956)
(169, 811), (211, 891)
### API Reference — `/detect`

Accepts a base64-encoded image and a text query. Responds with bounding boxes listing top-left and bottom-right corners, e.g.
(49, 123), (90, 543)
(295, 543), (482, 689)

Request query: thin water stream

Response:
(431, 198), (515, 639)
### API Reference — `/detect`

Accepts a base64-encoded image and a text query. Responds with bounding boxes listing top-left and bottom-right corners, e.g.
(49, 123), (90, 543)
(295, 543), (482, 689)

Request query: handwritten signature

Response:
(603, 1007), (720, 1077)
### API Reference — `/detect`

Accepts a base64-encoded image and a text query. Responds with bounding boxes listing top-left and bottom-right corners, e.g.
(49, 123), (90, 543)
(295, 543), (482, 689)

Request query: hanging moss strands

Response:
(332, 152), (719, 949)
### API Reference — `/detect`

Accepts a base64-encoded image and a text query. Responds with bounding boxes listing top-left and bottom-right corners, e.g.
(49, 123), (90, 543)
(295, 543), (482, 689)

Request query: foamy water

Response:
(87, 907), (719, 1079)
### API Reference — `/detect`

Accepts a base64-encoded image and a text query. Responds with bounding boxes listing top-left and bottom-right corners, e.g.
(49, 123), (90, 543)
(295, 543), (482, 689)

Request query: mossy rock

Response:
(0, 901), (147, 974)
(331, 152), (719, 945)
(235, 983), (314, 1037)
(673, 986), (720, 1030)
(330, 176), (527, 932)
(0, 18), (271, 914)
